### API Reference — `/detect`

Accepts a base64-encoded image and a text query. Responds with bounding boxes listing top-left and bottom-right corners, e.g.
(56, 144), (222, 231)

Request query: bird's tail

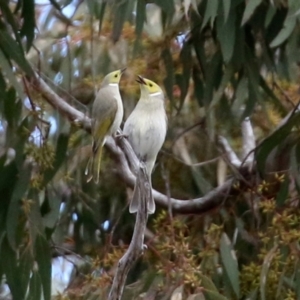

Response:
(85, 144), (103, 184)
(129, 175), (155, 214)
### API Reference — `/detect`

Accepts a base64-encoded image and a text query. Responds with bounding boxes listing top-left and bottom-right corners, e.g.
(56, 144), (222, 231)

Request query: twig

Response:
(108, 162), (149, 300)
(218, 136), (241, 167)
(241, 117), (255, 166)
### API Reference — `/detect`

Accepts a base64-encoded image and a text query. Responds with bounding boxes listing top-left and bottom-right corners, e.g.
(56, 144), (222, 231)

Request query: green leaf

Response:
(35, 235), (51, 300)
(152, 0), (175, 22)
(199, 273), (218, 292)
(232, 76), (248, 118)
(222, 0), (231, 23)
(256, 112), (300, 173)
(264, 5), (277, 28)
(220, 233), (240, 297)
(217, 8), (236, 62)
(259, 76), (286, 116)
(133, 0), (146, 54)
(42, 133), (69, 185)
(295, 266), (300, 298)
(202, 289), (228, 300)
(209, 66), (233, 109)
(27, 270), (42, 300)
(177, 43), (192, 111)
(192, 66), (204, 107)
(0, 235), (26, 299)
(275, 175), (289, 206)
(4, 87), (18, 128)
(20, 0), (36, 52)
(27, 189), (45, 245)
(203, 51), (222, 106)
(241, 0), (263, 25)
(135, 0), (146, 37)
(98, 2), (107, 33)
(260, 245), (278, 300)
(0, 1), (24, 48)
(202, 0), (219, 29)
(6, 163), (32, 249)
(161, 48), (175, 106)
(42, 189), (61, 229)
(0, 21), (34, 76)
(111, 0), (134, 42)
(0, 49), (27, 101)
(270, 15), (296, 48)
(20, 249), (34, 295)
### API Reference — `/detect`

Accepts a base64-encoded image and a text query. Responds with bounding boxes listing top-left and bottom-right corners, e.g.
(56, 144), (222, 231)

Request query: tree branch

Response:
(108, 163), (149, 300)
(241, 117), (255, 165)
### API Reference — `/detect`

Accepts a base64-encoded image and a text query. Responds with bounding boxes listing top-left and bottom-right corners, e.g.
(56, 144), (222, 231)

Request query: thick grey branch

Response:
(218, 136), (241, 167)
(241, 117), (255, 165)
(108, 163), (149, 300)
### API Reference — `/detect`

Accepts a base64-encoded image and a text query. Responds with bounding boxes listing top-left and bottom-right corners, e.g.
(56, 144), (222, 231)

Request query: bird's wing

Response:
(92, 87), (119, 150)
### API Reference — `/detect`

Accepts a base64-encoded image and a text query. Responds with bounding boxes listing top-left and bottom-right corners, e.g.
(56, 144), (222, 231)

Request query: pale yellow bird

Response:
(123, 76), (167, 214)
(86, 69), (125, 183)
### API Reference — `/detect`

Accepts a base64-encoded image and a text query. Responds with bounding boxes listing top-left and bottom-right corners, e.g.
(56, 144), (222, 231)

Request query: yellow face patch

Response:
(142, 78), (162, 94)
(108, 70), (122, 84)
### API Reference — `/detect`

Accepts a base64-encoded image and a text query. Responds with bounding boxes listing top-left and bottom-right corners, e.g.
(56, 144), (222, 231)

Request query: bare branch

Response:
(241, 117), (255, 165)
(108, 163), (149, 300)
(31, 74), (91, 129)
(218, 136), (241, 167)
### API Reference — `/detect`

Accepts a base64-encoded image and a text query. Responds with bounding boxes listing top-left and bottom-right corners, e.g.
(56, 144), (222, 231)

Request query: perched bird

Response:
(123, 76), (167, 214)
(86, 68), (125, 183)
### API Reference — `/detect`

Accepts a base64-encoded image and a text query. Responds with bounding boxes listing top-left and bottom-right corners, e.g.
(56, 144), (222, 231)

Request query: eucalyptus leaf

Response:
(241, 0), (263, 25)
(220, 233), (240, 297)
(20, 0), (35, 52)
(35, 234), (51, 300)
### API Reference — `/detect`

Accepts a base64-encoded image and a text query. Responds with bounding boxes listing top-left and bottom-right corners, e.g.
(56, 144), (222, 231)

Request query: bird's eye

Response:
(149, 83), (153, 87)
(114, 74), (118, 78)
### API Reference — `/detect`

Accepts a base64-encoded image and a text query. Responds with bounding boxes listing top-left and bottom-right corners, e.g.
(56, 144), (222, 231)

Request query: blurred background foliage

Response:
(1, 0), (300, 299)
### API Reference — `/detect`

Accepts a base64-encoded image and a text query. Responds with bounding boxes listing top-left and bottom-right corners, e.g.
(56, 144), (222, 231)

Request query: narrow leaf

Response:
(35, 235), (51, 300)
(153, 0), (175, 22)
(6, 163), (32, 249)
(241, 0), (263, 26)
(275, 175), (289, 206)
(20, 0), (36, 52)
(161, 48), (175, 106)
(0, 236), (26, 299)
(27, 270), (42, 300)
(42, 133), (69, 185)
(260, 245), (278, 300)
(222, 0), (231, 23)
(0, 24), (34, 76)
(202, 289), (228, 300)
(220, 233), (240, 297)
(202, 0), (219, 29)
(217, 9), (236, 62)
(270, 16), (296, 48)
(256, 112), (300, 173)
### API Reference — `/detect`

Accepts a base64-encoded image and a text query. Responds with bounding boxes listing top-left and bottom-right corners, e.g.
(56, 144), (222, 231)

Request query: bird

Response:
(123, 75), (167, 214)
(85, 68), (126, 183)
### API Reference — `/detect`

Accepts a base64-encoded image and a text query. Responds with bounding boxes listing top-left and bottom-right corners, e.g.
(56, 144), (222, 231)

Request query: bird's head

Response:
(136, 76), (163, 97)
(102, 68), (126, 86)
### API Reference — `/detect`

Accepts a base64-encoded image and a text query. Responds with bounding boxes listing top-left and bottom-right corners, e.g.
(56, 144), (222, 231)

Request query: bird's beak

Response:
(120, 68), (127, 74)
(136, 75), (146, 85)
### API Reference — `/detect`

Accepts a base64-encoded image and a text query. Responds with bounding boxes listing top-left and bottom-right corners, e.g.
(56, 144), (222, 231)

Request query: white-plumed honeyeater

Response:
(123, 76), (167, 214)
(86, 68), (125, 183)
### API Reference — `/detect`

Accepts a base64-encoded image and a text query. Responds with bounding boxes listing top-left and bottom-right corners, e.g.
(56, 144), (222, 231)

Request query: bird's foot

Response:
(115, 132), (128, 139)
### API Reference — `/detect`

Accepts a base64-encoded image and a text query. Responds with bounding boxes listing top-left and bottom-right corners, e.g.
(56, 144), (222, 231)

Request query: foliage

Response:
(0, 0), (300, 299)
